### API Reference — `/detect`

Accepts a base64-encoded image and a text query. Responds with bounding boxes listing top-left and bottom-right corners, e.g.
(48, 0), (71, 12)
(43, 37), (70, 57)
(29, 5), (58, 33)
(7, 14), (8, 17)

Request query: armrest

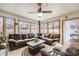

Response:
(8, 39), (16, 51)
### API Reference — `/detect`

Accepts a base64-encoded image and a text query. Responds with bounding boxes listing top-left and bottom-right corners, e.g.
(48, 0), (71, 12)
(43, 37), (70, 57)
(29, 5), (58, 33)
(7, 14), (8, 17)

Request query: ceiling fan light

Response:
(37, 13), (42, 17)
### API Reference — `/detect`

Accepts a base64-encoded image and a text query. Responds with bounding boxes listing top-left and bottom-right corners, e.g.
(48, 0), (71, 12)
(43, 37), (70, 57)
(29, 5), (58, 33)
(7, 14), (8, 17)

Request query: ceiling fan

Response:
(28, 3), (52, 14)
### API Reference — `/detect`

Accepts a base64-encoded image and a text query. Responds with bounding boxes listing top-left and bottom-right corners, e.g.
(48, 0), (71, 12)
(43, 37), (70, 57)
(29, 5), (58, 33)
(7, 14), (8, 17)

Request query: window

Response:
(70, 19), (78, 36)
(53, 20), (60, 34)
(6, 18), (14, 35)
(49, 22), (53, 33)
(49, 20), (60, 34)
(40, 23), (44, 33)
(63, 18), (79, 44)
(40, 23), (47, 34)
(0, 17), (3, 33)
(31, 23), (38, 34)
(19, 20), (30, 34)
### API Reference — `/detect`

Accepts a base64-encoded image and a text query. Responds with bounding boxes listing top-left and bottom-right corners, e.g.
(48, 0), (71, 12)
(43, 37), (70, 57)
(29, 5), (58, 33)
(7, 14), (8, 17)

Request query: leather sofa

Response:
(8, 33), (35, 51)
(43, 33), (60, 45)
(22, 33), (35, 42)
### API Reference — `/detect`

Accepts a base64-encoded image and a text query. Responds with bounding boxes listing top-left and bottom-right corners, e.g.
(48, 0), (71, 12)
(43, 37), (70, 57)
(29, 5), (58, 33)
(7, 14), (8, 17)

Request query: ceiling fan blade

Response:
(38, 7), (42, 13)
(37, 3), (42, 13)
(42, 11), (52, 13)
(28, 12), (37, 13)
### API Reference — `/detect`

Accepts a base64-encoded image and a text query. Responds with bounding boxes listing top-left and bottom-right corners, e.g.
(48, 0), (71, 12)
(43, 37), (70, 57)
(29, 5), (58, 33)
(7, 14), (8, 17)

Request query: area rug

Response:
(21, 47), (42, 56)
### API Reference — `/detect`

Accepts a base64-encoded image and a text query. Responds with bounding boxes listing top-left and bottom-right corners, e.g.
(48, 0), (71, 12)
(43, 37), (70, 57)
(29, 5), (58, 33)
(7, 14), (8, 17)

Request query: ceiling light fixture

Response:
(37, 13), (42, 17)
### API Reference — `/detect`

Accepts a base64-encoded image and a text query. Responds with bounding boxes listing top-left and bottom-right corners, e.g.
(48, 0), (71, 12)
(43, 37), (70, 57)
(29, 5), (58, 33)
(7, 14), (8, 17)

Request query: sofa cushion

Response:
(14, 34), (22, 40)
(53, 34), (60, 38)
(22, 34), (27, 39)
(46, 38), (53, 42)
(48, 38), (53, 40)
(16, 40), (25, 43)
(9, 34), (14, 39)
(24, 39), (33, 42)
(50, 34), (54, 39)
(49, 34), (60, 38)
(52, 42), (58, 46)
(8, 39), (16, 42)
(53, 43), (63, 52)
(53, 38), (59, 40)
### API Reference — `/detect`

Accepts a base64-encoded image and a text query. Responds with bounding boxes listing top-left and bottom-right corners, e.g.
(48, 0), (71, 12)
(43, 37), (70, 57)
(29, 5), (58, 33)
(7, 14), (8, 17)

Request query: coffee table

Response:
(27, 39), (45, 55)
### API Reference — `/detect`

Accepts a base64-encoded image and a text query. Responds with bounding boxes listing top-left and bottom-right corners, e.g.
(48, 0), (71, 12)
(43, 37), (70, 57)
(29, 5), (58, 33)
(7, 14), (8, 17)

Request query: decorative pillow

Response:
(53, 43), (63, 52)
(16, 40), (24, 43)
(53, 38), (59, 40)
(52, 42), (59, 46)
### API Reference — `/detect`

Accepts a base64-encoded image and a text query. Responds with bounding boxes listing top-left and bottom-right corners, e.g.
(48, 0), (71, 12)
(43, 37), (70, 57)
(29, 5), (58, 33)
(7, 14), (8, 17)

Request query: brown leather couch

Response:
(22, 33), (35, 42)
(43, 33), (60, 45)
(8, 33), (35, 51)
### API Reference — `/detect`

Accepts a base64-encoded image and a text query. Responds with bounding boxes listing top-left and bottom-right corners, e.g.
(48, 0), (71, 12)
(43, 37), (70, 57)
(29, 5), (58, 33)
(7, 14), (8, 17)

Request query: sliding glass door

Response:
(63, 18), (79, 44)
(63, 20), (71, 43)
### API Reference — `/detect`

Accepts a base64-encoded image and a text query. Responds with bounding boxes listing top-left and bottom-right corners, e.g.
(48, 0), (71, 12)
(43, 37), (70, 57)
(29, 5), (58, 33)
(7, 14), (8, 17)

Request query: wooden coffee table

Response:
(27, 39), (45, 55)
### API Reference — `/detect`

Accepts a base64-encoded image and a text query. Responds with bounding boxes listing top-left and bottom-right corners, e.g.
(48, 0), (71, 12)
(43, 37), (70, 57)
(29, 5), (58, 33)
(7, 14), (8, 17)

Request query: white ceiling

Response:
(0, 3), (79, 21)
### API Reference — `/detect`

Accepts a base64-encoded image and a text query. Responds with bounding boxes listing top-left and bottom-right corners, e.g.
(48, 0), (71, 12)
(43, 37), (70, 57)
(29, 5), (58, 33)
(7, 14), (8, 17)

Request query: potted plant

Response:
(33, 35), (40, 43)
(0, 32), (6, 49)
(33, 38), (39, 43)
(37, 33), (42, 39)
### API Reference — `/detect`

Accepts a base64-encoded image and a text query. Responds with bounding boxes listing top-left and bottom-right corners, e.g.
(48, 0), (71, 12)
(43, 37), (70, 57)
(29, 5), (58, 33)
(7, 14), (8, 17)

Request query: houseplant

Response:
(0, 32), (6, 48)
(33, 38), (39, 43)
(0, 32), (6, 44)
(37, 33), (42, 39)
(33, 35), (40, 43)
(33, 33), (42, 43)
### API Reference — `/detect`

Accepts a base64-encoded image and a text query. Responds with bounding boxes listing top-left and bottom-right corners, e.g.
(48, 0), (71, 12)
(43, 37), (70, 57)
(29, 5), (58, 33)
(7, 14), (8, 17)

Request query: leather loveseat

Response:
(43, 33), (60, 45)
